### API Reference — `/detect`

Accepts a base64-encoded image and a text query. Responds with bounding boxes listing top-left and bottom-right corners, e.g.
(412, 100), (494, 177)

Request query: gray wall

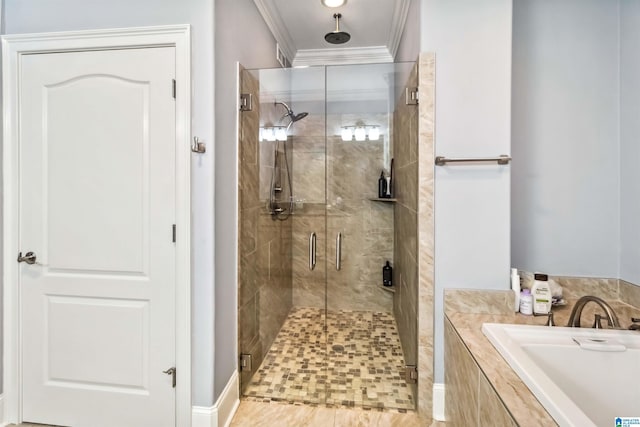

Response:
(620, 0), (640, 285)
(2, 0), (215, 406)
(421, 0), (513, 384)
(395, 0), (420, 63)
(1, 0), (4, 396)
(214, 0), (280, 400)
(511, 0), (620, 278)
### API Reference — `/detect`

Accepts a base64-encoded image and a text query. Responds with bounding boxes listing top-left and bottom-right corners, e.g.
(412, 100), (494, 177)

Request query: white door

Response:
(18, 47), (177, 427)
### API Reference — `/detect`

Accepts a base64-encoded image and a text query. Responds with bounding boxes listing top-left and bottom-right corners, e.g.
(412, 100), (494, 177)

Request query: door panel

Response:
(47, 296), (149, 389)
(19, 47), (176, 427)
(46, 75), (149, 273)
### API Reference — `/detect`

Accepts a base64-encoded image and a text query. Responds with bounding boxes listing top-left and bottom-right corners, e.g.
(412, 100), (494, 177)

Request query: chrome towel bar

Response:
(435, 154), (511, 166)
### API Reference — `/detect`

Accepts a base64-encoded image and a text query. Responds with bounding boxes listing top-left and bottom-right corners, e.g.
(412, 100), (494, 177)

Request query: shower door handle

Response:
(336, 232), (342, 271)
(309, 232), (316, 271)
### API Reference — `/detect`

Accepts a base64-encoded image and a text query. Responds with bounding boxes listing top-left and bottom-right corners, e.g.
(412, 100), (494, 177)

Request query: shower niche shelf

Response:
(369, 197), (397, 203)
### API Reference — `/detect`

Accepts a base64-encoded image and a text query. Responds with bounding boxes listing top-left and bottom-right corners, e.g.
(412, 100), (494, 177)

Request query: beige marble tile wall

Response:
(416, 52), (436, 419)
(238, 68), (293, 392)
(392, 60), (419, 403)
(444, 317), (517, 426)
(290, 113), (327, 308)
(326, 127), (394, 312)
(517, 272), (640, 311)
(290, 109), (393, 312)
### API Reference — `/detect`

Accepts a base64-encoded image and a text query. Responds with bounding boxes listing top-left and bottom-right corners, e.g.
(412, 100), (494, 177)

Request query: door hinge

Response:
(405, 365), (418, 384)
(172, 224), (176, 243)
(172, 79), (176, 99)
(240, 353), (252, 372)
(240, 93), (252, 111)
(163, 367), (176, 388)
(405, 87), (419, 105)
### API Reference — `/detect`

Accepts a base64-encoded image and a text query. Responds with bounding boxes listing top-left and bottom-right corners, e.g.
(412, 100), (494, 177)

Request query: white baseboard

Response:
(192, 371), (240, 427)
(433, 383), (445, 421)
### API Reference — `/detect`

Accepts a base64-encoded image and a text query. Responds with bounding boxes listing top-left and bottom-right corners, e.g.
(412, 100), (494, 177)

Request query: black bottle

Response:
(383, 261), (392, 286)
(378, 171), (387, 198)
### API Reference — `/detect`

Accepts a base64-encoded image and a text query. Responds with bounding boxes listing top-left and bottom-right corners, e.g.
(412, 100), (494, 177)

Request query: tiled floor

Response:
(11, 404), (447, 427)
(243, 307), (414, 411)
(231, 400), (446, 427)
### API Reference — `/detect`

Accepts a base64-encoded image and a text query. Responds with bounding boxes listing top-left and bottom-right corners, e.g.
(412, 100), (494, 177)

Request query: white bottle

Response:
(511, 268), (521, 312)
(520, 289), (533, 315)
(531, 273), (552, 314)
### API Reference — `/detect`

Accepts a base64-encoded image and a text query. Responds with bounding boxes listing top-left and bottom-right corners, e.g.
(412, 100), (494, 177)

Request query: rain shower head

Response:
(274, 101), (308, 124)
(325, 13), (350, 44)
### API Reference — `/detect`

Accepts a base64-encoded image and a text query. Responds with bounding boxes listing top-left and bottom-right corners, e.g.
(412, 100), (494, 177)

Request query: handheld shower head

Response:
(292, 112), (308, 122)
(274, 101), (308, 124)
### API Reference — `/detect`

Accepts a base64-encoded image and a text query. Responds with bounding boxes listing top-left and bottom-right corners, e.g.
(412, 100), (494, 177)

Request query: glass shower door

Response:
(237, 66), (328, 405)
(324, 62), (417, 410)
(238, 62), (419, 411)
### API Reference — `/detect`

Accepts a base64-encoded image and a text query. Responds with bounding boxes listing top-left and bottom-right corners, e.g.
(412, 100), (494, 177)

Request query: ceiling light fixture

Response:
(321, 0), (346, 7)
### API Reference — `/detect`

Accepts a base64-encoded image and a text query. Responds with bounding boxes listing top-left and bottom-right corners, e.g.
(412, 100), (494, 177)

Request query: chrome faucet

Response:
(566, 295), (620, 328)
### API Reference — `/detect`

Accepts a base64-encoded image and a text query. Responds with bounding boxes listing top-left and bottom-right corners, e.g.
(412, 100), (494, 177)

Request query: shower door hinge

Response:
(172, 224), (176, 243)
(172, 79), (176, 99)
(405, 365), (418, 384)
(406, 87), (419, 105)
(240, 93), (253, 111)
(240, 353), (252, 372)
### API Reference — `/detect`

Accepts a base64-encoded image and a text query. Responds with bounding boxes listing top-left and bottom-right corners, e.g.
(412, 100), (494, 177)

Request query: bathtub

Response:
(482, 323), (640, 427)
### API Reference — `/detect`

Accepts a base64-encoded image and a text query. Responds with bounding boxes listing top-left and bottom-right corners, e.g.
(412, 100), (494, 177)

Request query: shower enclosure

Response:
(238, 61), (419, 410)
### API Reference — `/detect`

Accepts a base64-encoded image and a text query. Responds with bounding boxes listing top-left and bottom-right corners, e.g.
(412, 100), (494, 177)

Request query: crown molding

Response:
(387, 0), (411, 60)
(253, 0), (296, 63)
(292, 46), (393, 67)
(255, 0), (409, 67)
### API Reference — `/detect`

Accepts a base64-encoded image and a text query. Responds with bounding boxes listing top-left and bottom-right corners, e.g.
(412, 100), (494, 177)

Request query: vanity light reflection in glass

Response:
(259, 126), (288, 142)
(340, 125), (380, 142)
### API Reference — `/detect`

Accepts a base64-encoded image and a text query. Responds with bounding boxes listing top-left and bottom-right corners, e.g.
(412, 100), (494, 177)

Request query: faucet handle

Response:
(593, 314), (604, 329)
(631, 317), (640, 323)
(534, 311), (555, 326)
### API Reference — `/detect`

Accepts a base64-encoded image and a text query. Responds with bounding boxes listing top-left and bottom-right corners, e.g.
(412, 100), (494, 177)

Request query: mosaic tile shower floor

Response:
(244, 307), (414, 411)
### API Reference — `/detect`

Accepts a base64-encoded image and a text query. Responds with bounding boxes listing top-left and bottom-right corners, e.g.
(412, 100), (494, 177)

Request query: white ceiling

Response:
(254, 0), (411, 67)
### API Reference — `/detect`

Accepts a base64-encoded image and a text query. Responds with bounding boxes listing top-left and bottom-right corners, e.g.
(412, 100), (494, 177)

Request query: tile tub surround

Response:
(243, 307), (414, 411)
(443, 288), (640, 426)
(444, 318), (517, 427)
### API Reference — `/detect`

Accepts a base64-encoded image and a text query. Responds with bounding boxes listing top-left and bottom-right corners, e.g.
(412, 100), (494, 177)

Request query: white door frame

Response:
(2, 25), (192, 426)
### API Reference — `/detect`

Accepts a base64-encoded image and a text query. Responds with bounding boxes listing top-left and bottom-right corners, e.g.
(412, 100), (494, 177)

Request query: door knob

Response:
(17, 251), (37, 264)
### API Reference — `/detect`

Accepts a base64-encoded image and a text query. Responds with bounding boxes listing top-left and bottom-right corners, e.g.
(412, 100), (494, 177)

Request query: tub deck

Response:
(445, 290), (640, 427)
(483, 323), (640, 426)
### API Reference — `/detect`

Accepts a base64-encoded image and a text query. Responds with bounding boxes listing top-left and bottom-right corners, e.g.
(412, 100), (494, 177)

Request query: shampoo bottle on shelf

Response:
(531, 273), (552, 314)
(382, 261), (392, 286)
(378, 171), (387, 198)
